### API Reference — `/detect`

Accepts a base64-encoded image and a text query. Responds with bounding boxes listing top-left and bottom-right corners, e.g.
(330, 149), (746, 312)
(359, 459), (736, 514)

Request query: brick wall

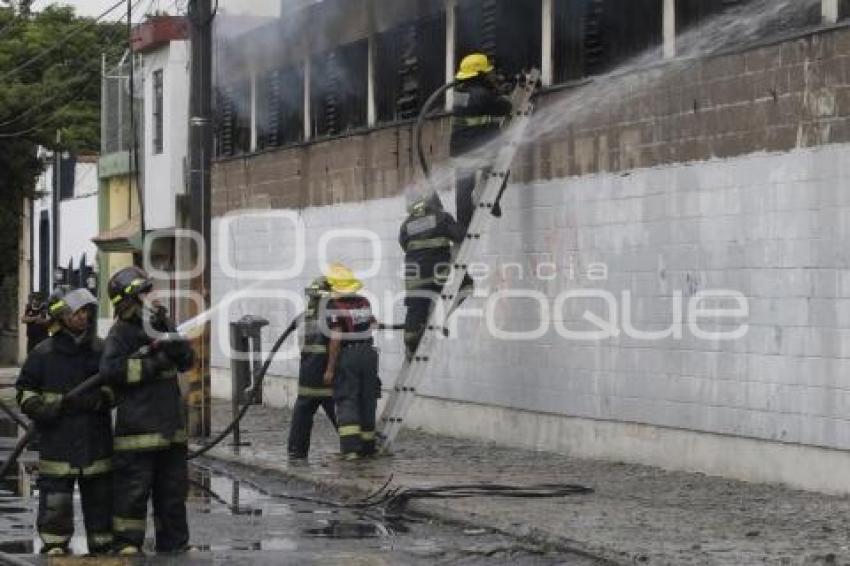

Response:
(213, 26), (850, 215)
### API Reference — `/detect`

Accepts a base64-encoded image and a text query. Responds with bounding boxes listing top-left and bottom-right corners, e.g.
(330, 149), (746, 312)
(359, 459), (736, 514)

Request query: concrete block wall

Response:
(212, 142), (850, 491)
(209, 25), (850, 491)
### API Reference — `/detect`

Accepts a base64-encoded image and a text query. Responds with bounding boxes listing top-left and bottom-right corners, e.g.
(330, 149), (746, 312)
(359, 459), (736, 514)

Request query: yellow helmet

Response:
(325, 263), (363, 294)
(456, 53), (494, 80)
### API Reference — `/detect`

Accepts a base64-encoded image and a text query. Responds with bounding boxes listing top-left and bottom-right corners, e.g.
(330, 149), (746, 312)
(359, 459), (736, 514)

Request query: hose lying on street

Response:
(192, 461), (592, 516)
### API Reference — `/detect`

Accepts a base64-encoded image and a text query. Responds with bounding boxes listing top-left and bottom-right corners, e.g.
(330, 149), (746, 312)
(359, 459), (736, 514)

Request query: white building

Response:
(138, 19), (190, 233)
(31, 150), (100, 295)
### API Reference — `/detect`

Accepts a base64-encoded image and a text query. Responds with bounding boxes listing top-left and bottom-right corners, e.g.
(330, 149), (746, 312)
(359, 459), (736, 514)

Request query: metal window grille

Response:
(456, 0), (542, 78)
(215, 79), (252, 156)
(310, 39), (369, 138)
(553, 0), (662, 82)
(101, 54), (142, 156)
(376, 13), (447, 123)
(265, 65), (304, 148)
(152, 69), (164, 155)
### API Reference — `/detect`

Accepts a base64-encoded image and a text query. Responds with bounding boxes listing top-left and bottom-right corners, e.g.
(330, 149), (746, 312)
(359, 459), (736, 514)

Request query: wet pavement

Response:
(198, 400), (850, 565)
(0, 381), (597, 563)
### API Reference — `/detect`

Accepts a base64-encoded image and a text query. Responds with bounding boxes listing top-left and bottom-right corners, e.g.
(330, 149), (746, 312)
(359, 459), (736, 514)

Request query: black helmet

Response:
(305, 276), (331, 298)
(108, 266), (153, 316)
(46, 285), (72, 323)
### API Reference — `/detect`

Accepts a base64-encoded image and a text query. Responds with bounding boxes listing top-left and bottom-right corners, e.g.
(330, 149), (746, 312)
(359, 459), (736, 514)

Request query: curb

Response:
(193, 443), (628, 565)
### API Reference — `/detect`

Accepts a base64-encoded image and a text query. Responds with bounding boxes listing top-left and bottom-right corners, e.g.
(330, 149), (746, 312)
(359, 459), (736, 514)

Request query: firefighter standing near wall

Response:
(451, 52), (513, 233)
(287, 276), (338, 459)
(400, 192), (464, 358)
(100, 266), (195, 555)
(322, 264), (380, 460)
(16, 287), (114, 555)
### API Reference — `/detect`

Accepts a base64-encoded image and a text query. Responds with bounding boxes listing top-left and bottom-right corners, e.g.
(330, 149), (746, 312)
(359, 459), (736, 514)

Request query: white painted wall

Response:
(142, 40), (190, 231)
(211, 143), (850, 491)
(31, 157), (99, 292)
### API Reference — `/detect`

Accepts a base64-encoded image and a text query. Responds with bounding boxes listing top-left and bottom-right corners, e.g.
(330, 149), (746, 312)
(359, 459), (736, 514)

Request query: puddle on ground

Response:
(302, 519), (387, 539)
(0, 418), (595, 564)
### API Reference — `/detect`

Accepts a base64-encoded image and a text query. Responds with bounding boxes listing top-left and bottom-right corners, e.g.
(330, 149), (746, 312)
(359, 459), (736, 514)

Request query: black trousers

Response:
(37, 473), (112, 554)
(112, 445), (189, 553)
(404, 293), (437, 359)
(334, 344), (379, 458)
(287, 395), (337, 458)
(456, 165), (503, 235)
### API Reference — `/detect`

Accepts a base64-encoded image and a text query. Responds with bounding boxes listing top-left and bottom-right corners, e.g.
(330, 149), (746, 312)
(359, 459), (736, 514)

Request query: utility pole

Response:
(51, 130), (61, 289)
(187, 0), (213, 437)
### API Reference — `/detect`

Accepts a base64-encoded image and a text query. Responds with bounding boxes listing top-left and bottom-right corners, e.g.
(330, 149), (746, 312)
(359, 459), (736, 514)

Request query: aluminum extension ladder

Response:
(378, 69), (541, 452)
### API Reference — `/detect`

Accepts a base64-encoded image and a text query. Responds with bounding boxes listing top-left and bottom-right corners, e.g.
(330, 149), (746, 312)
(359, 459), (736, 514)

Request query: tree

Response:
(0, 4), (125, 292)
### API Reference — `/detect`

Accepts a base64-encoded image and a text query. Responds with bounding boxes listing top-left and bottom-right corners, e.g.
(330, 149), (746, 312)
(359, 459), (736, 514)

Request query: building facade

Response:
(211, 0), (850, 492)
(95, 16), (191, 331)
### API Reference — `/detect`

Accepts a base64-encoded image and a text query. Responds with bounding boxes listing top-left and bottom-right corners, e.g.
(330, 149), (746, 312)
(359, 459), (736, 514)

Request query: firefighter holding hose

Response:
(322, 264), (380, 460)
(287, 276), (338, 459)
(100, 266), (195, 555)
(16, 287), (113, 555)
(451, 52), (513, 232)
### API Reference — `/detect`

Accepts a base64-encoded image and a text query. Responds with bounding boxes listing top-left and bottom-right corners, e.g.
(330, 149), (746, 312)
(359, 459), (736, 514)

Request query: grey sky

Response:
(29, 0), (279, 21)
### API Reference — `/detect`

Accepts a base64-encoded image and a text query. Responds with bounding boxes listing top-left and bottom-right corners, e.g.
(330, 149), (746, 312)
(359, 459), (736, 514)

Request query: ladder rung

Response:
(378, 68), (540, 452)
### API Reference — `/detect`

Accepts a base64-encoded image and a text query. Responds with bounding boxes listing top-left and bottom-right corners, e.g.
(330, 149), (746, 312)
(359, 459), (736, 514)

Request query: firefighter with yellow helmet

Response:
(321, 264), (380, 460)
(451, 52), (513, 232)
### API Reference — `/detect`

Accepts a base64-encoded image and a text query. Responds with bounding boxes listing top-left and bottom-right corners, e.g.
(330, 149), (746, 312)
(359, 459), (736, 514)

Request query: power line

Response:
(0, 0), (127, 84)
(0, 0), (143, 134)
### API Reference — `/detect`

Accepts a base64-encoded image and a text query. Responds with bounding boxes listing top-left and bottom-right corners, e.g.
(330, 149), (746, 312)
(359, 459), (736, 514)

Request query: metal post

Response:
(303, 58), (311, 142)
(367, 0), (376, 127)
(249, 68), (258, 152)
(823, 0), (839, 23)
(229, 315), (268, 450)
(229, 321), (247, 448)
(51, 131), (61, 290)
(541, 0), (553, 87)
(445, 0), (456, 111)
(663, 0), (676, 60)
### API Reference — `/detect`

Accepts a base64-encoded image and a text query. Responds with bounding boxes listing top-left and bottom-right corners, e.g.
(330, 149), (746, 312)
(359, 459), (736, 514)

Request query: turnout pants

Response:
(37, 472), (112, 554)
(112, 444), (189, 553)
(287, 394), (337, 458)
(456, 166), (502, 235)
(404, 291), (438, 359)
(334, 344), (379, 458)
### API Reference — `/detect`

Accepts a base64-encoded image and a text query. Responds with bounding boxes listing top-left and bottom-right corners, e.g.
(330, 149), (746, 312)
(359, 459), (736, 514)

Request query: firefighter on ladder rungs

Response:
(451, 52), (514, 233)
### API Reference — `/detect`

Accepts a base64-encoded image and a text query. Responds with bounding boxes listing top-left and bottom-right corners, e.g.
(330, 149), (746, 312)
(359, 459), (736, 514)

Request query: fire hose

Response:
(414, 79), (459, 187)
(0, 314), (302, 478)
(0, 311), (408, 477)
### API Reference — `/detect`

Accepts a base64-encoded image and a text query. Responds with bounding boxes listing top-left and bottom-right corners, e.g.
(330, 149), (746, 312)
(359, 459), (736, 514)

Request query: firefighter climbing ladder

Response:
(379, 69), (541, 452)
